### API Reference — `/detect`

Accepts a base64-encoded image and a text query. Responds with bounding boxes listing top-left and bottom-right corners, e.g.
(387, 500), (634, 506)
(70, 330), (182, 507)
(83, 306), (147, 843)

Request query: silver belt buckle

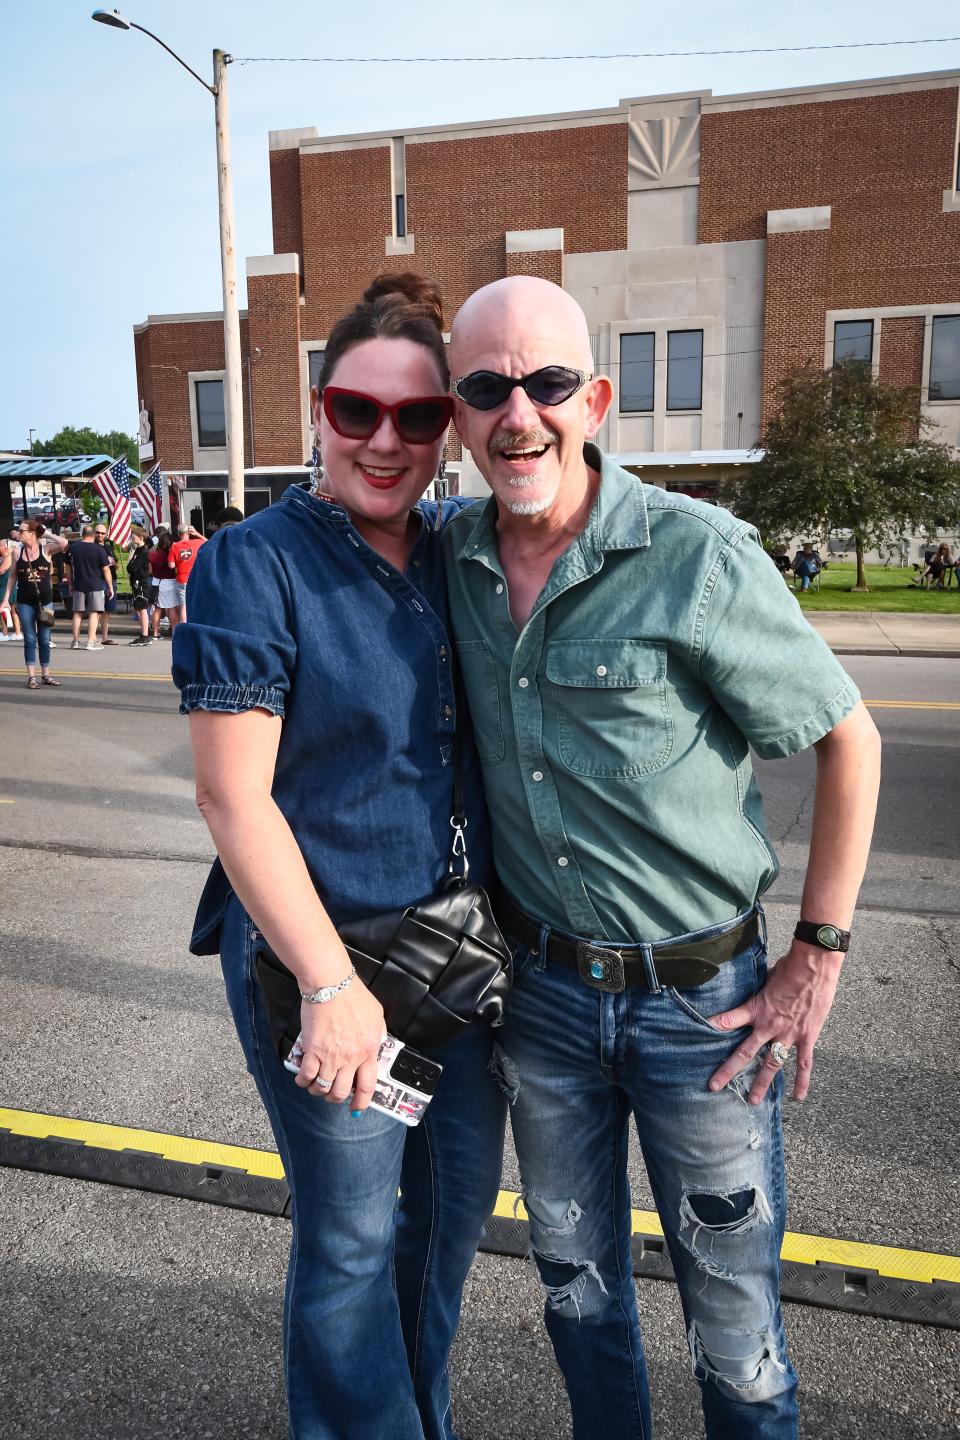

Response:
(577, 942), (626, 993)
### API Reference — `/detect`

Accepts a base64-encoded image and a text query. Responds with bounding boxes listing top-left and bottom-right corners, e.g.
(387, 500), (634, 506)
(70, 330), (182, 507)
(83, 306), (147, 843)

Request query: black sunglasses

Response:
(450, 365), (593, 411)
(323, 387), (453, 445)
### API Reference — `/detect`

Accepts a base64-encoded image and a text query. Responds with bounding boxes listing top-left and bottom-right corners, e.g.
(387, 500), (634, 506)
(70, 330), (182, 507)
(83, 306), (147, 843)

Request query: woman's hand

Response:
(294, 973), (385, 1113)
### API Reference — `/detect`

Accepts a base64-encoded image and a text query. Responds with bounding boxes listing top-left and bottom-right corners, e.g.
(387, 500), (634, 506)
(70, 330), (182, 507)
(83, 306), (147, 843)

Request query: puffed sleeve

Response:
(696, 526), (860, 758)
(172, 525), (296, 717)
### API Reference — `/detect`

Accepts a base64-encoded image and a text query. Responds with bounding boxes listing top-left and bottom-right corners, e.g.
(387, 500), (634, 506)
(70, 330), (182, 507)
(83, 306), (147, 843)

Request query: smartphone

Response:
(283, 1032), (443, 1127)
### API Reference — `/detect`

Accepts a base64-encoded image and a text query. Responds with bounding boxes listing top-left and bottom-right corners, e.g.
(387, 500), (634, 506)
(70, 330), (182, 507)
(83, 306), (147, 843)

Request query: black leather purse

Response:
(254, 687), (512, 1057)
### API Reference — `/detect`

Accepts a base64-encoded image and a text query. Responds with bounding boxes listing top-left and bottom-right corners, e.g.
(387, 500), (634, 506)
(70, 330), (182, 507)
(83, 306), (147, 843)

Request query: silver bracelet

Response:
(299, 965), (356, 1005)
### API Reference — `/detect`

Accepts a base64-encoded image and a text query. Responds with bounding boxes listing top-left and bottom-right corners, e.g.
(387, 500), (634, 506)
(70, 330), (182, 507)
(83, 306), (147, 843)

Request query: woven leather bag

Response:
(336, 874), (511, 1049)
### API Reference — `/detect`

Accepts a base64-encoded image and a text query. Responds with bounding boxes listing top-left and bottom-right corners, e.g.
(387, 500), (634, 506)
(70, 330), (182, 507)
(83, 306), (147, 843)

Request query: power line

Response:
(232, 35), (960, 65)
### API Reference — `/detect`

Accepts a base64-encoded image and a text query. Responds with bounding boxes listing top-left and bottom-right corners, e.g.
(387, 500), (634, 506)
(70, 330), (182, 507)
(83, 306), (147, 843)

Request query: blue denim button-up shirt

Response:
(172, 485), (491, 954)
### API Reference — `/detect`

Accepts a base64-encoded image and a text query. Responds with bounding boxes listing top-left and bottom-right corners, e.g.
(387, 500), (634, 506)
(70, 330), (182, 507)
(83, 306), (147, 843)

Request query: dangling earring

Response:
(434, 447), (449, 529)
(311, 435), (323, 492)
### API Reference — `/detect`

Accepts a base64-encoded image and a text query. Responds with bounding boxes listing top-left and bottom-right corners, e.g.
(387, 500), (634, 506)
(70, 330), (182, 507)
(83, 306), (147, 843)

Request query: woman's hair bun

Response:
(362, 272), (444, 333)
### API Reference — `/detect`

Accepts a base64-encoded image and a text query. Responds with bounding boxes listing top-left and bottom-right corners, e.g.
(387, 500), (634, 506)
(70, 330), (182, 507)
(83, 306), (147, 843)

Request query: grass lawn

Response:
(792, 564), (960, 613)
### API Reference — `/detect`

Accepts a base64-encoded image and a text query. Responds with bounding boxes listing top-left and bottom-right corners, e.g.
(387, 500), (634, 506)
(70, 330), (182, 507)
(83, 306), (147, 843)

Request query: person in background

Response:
(791, 541), (822, 591)
(167, 523), (206, 624)
(215, 505), (244, 529)
(0, 538), (14, 641)
(148, 530), (171, 638)
(126, 529), (154, 646)
(93, 523), (121, 645)
(154, 532), (185, 633)
(2, 520), (68, 688)
(67, 524), (114, 650)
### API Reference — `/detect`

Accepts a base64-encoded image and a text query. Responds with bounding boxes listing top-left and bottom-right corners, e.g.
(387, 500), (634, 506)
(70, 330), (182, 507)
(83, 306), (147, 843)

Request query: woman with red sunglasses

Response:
(173, 274), (504, 1440)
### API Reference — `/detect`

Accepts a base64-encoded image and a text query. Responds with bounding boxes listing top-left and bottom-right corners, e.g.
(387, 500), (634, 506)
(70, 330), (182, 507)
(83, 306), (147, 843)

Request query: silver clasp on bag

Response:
(449, 815), (470, 882)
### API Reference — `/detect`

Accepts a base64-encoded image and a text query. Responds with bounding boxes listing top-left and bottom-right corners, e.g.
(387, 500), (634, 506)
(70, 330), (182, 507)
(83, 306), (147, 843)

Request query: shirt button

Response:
(495, 583), (504, 595)
(443, 705), (453, 719)
(518, 677), (529, 689)
(596, 665), (607, 677)
(532, 770), (544, 782)
(439, 645), (448, 658)
(557, 856), (569, 868)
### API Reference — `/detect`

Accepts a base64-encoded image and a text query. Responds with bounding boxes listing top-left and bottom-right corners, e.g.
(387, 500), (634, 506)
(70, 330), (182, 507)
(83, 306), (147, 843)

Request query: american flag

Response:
(132, 463), (163, 532)
(92, 457), (133, 547)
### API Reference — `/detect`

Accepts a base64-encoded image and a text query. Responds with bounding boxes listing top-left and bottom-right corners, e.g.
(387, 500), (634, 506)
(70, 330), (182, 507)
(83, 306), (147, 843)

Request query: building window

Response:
(929, 315), (960, 401)
(834, 319), (873, 365)
(667, 330), (703, 411)
(308, 350), (324, 395)
(391, 137), (407, 238)
(195, 379), (226, 448)
(620, 333), (655, 412)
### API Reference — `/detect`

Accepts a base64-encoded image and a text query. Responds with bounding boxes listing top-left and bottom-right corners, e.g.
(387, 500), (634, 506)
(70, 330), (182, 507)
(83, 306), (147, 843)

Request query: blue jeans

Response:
(221, 895), (506, 1440)
(496, 907), (798, 1440)
(17, 603), (50, 667)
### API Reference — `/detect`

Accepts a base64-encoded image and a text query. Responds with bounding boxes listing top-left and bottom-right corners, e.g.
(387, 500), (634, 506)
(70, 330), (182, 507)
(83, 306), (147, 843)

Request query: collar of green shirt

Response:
(453, 443), (651, 570)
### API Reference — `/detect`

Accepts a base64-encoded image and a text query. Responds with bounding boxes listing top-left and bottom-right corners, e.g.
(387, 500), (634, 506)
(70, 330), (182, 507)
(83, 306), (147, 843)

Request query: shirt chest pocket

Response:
(545, 639), (673, 778)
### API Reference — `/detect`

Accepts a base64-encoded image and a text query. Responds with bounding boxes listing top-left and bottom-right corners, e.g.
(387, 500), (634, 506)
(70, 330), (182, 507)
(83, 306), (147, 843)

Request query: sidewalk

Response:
(7, 610), (960, 669)
(806, 611), (960, 657)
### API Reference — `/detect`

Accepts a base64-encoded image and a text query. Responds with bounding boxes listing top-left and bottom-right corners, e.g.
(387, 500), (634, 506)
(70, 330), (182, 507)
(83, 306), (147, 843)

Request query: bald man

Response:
(443, 276), (880, 1439)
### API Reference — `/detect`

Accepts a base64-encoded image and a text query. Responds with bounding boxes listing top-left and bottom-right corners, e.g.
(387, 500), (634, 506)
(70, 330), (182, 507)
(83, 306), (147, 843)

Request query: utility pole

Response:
(214, 49), (244, 512)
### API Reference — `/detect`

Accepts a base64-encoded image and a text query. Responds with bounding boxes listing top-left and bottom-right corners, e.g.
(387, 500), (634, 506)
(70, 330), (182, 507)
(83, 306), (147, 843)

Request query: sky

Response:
(2, 0), (959, 449)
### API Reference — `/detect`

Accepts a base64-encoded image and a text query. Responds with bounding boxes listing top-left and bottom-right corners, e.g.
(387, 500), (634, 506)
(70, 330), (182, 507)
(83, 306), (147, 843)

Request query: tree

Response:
(33, 425), (138, 472)
(720, 363), (960, 590)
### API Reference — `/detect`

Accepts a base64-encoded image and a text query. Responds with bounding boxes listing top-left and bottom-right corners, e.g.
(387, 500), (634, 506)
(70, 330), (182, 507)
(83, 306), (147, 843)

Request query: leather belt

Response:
(495, 893), (760, 994)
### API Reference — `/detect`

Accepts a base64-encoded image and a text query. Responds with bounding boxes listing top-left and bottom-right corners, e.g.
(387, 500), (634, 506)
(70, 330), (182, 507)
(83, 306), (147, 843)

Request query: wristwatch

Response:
(299, 965), (357, 1004)
(793, 921), (850, 952)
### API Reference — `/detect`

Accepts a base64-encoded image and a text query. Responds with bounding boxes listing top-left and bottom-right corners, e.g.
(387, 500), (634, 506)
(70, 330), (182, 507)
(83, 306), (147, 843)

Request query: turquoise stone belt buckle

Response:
(577, 942), (626, 993)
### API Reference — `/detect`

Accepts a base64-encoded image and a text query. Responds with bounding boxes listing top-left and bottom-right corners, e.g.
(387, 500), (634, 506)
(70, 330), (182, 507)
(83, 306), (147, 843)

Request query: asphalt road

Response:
(0, 638), (958, 1438)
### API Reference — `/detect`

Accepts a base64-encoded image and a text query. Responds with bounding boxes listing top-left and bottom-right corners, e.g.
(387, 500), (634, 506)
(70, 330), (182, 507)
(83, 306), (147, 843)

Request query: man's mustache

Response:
(488, 428), (559, 459)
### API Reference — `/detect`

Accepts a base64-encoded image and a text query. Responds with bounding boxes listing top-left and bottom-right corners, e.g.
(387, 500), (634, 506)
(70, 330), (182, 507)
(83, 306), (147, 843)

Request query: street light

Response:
(91, 9), (245, 512)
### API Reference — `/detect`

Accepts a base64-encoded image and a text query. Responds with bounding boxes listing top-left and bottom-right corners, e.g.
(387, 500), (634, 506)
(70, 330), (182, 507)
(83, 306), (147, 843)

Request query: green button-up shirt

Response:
(444, 446), (860, 943)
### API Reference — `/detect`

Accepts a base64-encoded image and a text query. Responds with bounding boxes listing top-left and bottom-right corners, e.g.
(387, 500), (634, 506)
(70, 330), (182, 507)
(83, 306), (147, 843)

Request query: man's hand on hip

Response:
(705, 942), (845, 1104)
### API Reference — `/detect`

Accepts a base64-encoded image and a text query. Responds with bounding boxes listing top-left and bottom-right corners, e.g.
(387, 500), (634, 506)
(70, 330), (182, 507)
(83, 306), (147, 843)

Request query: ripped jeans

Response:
(497, 910), (798, 1440)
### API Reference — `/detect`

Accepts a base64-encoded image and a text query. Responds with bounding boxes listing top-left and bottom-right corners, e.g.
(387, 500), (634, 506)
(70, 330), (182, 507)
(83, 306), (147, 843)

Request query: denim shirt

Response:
(444, 447), (860, 943)
(172, 485), (491, 955)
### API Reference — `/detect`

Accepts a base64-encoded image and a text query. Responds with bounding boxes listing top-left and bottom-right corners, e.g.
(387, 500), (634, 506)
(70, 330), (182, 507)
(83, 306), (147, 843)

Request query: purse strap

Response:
(448, 649), (471, 882)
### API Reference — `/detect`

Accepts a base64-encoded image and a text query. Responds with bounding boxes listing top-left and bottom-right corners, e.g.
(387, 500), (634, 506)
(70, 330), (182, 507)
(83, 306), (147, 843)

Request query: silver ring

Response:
(769, 1040), (792, 1066)
(313, 1077), (334, 1092)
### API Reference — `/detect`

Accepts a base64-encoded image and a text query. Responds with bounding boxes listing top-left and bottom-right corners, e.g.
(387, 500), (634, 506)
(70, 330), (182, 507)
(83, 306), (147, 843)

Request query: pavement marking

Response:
(863, 700), (960, 710)
(0, 672), (956, 703)
(3, 1107), (958, 1287)
(0, 667), (171, 683)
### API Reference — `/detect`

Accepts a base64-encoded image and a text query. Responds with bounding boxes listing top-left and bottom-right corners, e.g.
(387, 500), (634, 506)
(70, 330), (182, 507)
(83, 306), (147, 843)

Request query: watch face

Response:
(816, 925), (842, 949)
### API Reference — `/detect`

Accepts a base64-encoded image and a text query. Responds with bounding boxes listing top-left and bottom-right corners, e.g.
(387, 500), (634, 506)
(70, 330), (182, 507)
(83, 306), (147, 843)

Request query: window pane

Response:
(308, 350), (325, 393)
(929, 315), (960, 401)
(834, 320), (873, 364)
(667, 330), (703, 411)
(620, 333), (655, 412)
(196, 380), (226, 448)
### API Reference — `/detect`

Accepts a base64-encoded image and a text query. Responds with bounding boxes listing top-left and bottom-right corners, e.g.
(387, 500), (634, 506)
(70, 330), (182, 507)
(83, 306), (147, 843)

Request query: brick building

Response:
(133, 68), (960, 527)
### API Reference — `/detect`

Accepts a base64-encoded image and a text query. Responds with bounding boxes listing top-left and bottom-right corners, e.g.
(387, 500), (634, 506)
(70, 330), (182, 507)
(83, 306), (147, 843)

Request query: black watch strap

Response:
(794, 921), (850, 952)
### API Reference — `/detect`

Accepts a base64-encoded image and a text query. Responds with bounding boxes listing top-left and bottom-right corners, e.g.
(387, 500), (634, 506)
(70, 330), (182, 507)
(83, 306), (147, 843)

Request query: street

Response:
(0, 639), (958, 1438)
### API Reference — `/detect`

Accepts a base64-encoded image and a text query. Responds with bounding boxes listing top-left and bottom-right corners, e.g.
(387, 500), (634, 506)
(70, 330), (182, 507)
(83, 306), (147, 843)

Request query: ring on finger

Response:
(769, 1040), (792, 1067)
(312, 1076), (334, 1092)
